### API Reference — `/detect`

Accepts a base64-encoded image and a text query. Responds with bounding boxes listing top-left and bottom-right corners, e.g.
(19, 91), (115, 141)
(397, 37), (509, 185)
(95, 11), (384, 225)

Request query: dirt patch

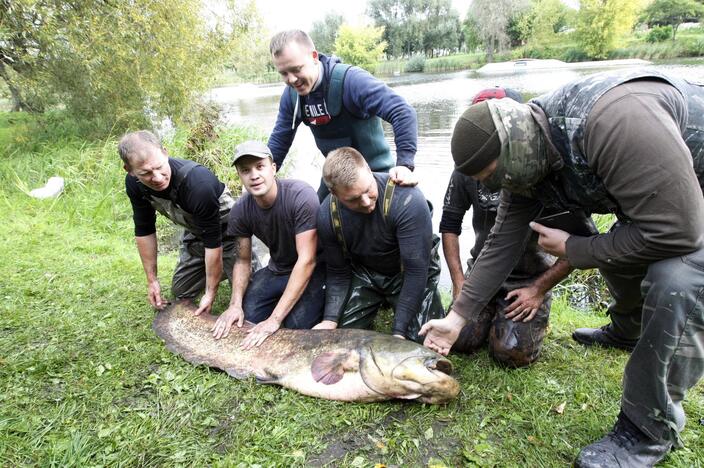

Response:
(308, 409), (409, 466)
(308, 409), (463, 466)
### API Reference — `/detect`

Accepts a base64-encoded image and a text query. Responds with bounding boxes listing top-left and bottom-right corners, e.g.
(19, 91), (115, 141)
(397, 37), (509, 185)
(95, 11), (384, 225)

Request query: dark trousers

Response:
(336, 236), (446, 343)
(243, 263), (325, 329)
(600, 248), (704, 444)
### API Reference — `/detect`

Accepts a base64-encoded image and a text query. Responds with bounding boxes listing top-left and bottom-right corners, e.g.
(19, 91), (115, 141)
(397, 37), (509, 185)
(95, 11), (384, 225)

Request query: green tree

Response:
(640, 0), (704, 40)
(309, 12), (344, 55)
(518, 0), (575, 47)
(333, 24), (387, 72)
(0, 0), (255, 131)
(421, 0), (462, 57)
(466, 0), (530, 62)
(576, 0), (639, 59)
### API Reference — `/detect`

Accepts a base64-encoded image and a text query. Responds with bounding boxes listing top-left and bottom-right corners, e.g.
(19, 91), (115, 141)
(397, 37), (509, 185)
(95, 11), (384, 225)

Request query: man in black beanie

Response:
(421, 70), (704, 467)
(441, 87), (576, 367)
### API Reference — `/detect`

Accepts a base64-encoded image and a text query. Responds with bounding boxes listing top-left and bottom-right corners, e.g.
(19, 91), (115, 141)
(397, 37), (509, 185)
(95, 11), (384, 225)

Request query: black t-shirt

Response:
(227, 178), (319, 274)
(439, 170), (552, 282)
(318, 173), (432, 336)
(125, 158), (226, 248)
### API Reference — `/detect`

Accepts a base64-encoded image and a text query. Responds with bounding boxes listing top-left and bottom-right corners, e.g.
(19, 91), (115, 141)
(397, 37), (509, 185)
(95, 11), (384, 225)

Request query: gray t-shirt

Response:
(227, 178), (319, 274)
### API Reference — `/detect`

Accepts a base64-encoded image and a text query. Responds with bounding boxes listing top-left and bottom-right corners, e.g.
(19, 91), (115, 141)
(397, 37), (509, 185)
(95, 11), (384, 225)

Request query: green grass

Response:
(1, 112), (702, 466)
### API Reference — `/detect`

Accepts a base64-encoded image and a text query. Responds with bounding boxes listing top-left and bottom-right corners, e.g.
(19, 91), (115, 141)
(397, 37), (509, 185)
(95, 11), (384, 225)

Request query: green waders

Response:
(330, 179), (446, 343)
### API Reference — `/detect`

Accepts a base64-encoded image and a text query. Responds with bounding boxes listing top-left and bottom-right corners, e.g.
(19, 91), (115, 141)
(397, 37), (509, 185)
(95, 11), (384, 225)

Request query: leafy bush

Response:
(646, 25), (673, 43)
(404, 55), (427, 73)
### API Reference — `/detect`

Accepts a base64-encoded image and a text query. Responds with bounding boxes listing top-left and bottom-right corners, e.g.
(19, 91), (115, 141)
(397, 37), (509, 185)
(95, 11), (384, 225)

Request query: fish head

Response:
(360, 337), (460, 404)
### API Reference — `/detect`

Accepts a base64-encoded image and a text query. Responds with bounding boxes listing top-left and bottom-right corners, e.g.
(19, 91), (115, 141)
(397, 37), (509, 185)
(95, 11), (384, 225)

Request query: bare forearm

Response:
(135, 234), (159, 282)
(442, 233), (465, 290)
(270, 257), (315, 323)
(230, 238), (252, 308)
(530, 258), (573, 295)
(203, 247), (223, 295)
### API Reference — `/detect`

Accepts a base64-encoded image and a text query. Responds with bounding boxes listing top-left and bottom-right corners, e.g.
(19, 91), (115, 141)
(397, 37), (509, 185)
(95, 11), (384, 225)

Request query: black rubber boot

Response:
(574, 411), (672, 467)
(572, 324), (638, 351)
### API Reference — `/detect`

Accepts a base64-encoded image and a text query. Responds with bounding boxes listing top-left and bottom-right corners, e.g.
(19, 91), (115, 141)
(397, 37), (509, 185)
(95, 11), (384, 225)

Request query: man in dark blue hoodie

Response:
(267, 30), (418, 199)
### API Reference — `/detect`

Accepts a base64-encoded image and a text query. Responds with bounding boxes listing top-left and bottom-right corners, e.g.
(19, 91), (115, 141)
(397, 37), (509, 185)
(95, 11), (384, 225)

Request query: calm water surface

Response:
(208, 60), (704, 288)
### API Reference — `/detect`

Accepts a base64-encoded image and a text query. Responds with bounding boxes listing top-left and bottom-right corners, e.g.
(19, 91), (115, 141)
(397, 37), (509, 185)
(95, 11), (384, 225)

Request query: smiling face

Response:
(332, 168), (378, 214)
(235, 156), (277, 205)
(126, 147), (172, 192)
(272, 40), (320, 96)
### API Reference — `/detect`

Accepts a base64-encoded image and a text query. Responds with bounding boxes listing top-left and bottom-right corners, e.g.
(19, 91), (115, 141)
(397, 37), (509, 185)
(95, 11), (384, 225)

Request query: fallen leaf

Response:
(424, 427), (434, 440)
(554, 401), (566, 414)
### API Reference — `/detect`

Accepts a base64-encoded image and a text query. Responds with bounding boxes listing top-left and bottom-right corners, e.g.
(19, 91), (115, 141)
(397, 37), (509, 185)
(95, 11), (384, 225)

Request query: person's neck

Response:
(254, 178), (278, 209)
(311, 61), (324, 92)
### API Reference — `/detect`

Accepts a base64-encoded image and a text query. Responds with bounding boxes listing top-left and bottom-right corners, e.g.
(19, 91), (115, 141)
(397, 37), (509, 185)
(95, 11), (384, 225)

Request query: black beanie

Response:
(451, 101), (500, 176)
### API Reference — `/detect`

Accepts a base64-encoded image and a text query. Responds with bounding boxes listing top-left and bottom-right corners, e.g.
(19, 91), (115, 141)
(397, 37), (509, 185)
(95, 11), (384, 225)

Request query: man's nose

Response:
(287, 74), (297, 85)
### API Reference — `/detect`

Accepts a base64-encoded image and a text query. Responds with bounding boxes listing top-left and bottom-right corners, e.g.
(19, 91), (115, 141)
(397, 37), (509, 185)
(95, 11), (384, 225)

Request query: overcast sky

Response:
(255, 0), (473, 32)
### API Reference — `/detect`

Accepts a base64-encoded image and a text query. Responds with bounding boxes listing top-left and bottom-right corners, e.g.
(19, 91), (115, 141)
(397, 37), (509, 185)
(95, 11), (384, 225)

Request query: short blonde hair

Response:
(270, 30), (315, 57)
(322, 147), (369, 191)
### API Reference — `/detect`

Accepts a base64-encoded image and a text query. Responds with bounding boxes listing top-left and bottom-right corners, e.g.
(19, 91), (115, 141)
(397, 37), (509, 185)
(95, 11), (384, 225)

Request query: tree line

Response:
(2, 0), (703, 135)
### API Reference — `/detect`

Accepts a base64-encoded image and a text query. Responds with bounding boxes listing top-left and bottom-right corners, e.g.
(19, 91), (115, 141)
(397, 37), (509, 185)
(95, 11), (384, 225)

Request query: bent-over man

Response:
(212, 141), (324, 349)
(314, 147), (445, 342)
(119, 130), (236, 315)
(441, 87), (576, 367)
(421, 70), (704, 467)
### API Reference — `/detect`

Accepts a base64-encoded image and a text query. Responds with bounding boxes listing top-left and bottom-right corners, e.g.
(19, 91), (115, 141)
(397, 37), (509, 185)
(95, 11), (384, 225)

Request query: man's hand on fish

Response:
(504, 286), (543, 322)
(529, 222), (569, 257)
(194, 290), (216, 316)
(212, 304), (245, 339)
(388, 165), (418, 186)
(242, 317), (281, 350)
(419, 310), (467, 356)
(312, 320), (338, 330)
(147, 280), (167, 311)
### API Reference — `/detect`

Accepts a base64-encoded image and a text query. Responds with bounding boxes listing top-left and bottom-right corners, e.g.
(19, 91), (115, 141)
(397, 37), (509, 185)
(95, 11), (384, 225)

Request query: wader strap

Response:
(382, 178), (395, 221)
(329, 177), (396, 259)
(330, 195), (349, 259)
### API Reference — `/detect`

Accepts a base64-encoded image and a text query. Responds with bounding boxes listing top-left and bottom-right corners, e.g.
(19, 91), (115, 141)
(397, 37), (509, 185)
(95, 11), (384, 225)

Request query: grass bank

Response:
(1, 112), (702, 466)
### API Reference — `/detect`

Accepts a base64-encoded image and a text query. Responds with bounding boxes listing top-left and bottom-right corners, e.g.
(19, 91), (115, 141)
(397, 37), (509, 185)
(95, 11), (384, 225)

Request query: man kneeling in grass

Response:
(211, 141), (324, 349)
(120, 130), (238, 315)
(314, 147), (445, 342)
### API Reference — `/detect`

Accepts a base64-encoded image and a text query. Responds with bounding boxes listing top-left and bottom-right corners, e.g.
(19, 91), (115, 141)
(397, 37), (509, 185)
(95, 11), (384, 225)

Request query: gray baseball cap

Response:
(232, 140), (273, 166)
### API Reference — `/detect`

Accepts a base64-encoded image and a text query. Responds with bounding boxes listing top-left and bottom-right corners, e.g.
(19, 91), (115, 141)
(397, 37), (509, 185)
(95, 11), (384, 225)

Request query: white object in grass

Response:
(29, 176), (64, 199)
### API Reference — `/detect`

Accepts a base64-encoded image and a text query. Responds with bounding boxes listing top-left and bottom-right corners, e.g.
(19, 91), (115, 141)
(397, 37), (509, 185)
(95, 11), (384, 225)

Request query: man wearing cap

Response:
(313, 146), (445, 342)
(211, 140), (324, 349)
(441, 87), (576, 367)
(267, 29), (418, 199)
(420, 70), (704, 466)
(119, 130), (237, 315)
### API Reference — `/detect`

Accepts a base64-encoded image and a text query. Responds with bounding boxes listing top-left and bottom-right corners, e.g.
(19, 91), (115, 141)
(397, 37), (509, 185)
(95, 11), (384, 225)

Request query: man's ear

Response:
(123, 163), (133, 175)
(312, 50), (319, 62)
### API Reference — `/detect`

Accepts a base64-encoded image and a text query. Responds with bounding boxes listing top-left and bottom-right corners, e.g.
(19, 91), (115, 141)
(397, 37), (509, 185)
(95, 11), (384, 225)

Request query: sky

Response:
(254, 0), (473, 33)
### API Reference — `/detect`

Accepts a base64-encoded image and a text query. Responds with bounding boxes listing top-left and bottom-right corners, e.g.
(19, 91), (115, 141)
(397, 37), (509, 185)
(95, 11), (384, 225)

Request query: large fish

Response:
(153, 302), (460, 404)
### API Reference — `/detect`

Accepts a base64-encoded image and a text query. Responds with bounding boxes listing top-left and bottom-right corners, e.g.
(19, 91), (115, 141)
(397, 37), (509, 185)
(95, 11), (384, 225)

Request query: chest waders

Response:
(328, 179), (444, 342)
(137, 159), (238, 299)
(291, 63), (394, 200)
(138, 160), (235, 239)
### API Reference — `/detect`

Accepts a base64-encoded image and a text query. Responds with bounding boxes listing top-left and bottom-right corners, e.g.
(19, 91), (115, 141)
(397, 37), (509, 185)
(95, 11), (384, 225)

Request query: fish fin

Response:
(311, 351), (354, 385)
(224, 367), (251, 380)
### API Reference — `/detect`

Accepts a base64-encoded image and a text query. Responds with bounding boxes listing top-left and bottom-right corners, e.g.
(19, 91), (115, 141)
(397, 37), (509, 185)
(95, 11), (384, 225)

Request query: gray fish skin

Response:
(153, 302), (460, 404)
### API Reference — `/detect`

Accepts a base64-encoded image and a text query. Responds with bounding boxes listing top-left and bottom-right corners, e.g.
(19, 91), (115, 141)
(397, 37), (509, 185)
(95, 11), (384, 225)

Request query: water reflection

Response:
(209, 60), (704, 288)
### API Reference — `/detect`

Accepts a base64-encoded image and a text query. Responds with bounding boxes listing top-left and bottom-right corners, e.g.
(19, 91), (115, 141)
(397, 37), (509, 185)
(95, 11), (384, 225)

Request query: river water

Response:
(208, 60), (704, 288)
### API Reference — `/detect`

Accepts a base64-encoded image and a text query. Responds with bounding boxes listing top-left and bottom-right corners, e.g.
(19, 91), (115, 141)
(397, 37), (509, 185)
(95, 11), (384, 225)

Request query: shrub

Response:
(646, 25), (673, 43)
(404, 55), (427, 73)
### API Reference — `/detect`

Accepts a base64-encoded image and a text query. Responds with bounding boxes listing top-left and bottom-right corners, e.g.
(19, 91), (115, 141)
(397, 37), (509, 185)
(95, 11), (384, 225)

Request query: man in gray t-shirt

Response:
(211, 141), (324, 349)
